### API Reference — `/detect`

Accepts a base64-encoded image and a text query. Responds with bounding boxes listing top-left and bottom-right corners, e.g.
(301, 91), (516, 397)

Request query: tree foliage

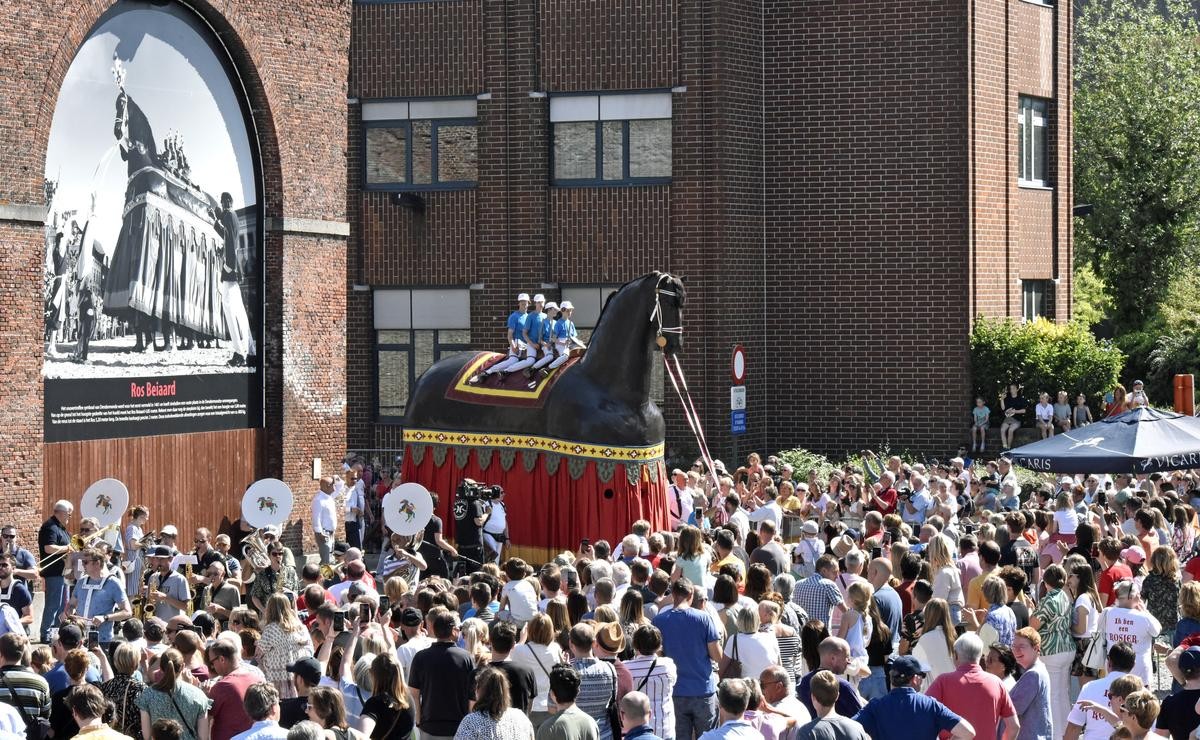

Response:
(1075, 0), (1200, 334)
(970, 317), (1125, 410)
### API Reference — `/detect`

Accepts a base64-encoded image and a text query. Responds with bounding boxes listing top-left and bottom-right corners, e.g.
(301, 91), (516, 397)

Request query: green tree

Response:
(1075, 0), (1200, 334)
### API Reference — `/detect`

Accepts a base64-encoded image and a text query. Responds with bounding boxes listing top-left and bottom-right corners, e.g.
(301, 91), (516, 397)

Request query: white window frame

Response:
(1017, 96), (1049, 187)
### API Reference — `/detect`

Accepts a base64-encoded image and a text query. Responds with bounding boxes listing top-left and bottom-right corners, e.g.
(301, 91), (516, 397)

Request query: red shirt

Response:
(1098, 562), (1133, 606)
(209, 667), (259, 740)
(1184, 556), (1200, 583)
(874, 488), (898, 515)
(896, 580), (915, 616)
(927, 663), (1016, 740)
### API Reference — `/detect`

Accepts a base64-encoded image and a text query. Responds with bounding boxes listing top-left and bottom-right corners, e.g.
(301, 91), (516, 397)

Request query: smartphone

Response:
(379, 595), (390, 614)
(580, 538), (590, 549)
(87, 630), (99, 650)
(333, 611), (345, 633)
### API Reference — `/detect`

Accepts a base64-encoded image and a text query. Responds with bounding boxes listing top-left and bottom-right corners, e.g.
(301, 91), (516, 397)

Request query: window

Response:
(561, 284), (665, 405)
(1022, 280), (1049, 321)
(551, 93), (672, 185)
(1017, 96), (1049, 186)
(363, 99), (478, 190)
(374, 288), (472, 419)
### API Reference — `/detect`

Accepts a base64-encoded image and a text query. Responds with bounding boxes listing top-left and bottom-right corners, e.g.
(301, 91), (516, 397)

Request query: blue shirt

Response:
(46, 662), (101, 694)
(540, 316), (557, 343)
(853, 687), (962, 740)
(506, 311), (528, 343)
(71, 574), (127, 642)
(652, 607), (718, 697)
(874, 585), (903, 652)
(699, 720), (760, 740)
(1009, 659), (1052, 740)
(525, 312), (544, 345)
(554, 318), (576, 342)
(624, 725), (664, 740)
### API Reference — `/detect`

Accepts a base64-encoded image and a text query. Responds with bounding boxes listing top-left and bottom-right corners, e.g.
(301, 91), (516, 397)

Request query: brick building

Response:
(0, 0), (350, 541)
(346, 0), (1072, 461)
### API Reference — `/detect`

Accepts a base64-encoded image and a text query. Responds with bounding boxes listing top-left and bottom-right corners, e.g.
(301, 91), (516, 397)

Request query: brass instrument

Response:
(184, 563), (194, 616)
(144, 572), (160, 617)
(132, 571), (159, 620)
(40, 523), (121, 571)
(240, 529), (271, 571)
(319, 563), (337, 581)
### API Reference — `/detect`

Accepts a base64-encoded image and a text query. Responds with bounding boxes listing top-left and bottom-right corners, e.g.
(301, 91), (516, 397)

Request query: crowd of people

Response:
(5, 451), (1200, 739)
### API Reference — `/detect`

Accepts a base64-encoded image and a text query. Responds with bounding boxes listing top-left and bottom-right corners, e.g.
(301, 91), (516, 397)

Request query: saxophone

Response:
(143, 571), (160, 618)
(184, 563), (194, 616)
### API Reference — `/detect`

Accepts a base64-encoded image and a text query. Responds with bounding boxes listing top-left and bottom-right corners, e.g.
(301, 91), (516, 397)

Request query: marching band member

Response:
(0, 554), (33, 632)
(250, 543), (299, 613)
(547, 301), (583, 370)
(123, 506), (150, 597)
(472, 292), (530, 382)
(199, 560), (241, 631)
(37, 500), (73, 643)
(0, 525), (39, 583)
(211, 533), (243, 587)
(507, 294), (546, 376)
(63, 548), (130, 643)
(145, 545), (191, 621)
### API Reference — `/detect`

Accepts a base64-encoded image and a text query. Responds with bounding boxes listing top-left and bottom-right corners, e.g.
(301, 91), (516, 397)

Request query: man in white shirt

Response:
(396, 607), (436, 675)
(344, 470), (365, 550)
(481, 489), (509, 564)
(1064, 642), (1135, 740)
(667, 470), (695, 530)
(232, 681), (289, 740)
(310, 477), (337, 566)
(725, 494), (750, 544)
(901, 474), (934, 526)
(747, 487), (783, 532)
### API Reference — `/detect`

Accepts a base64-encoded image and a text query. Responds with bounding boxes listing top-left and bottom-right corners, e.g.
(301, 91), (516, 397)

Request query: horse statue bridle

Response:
(650, 274), (683, 349)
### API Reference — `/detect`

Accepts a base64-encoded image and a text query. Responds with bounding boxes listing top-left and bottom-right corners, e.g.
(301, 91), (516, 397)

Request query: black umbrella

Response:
(1007, 407), (1200, 474)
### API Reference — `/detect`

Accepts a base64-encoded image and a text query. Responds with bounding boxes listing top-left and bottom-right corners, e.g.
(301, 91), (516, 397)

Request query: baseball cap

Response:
(545, 301), (559, 311)
(1114, 490), (1131, 505)
(1179, 646), (1200, 673)
(533, 294), (545, 303)
(159, 525), (178, 537)
(57, 623), (83, 649)
(1121, 546), (1146, 565)
(1059, 476), (1074, 487)
(287, 657), (323, 685)
(887, 655), (930, 680)
(801, 521), (820, 536)
(333, 541), (350, 555)
(517, 293), (530, 302)
(399, 608), (423, 627)
(560, 301), (574, 310)
(148, 545), (175, 559)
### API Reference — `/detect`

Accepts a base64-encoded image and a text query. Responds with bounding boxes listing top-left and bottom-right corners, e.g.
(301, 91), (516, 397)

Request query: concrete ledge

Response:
(0, 203), (46, 225)
(264, 216), (350, 238)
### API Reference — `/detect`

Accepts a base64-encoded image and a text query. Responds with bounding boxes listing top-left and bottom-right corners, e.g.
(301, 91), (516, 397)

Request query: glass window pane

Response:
(377, 330), (410, 345)
(378, 349), (409, 416)
(414, 330), (436, 380)
(554, 122), (597, 180)
(437, 124), (477, 183)
(412, 120), (433, 185)
(629, 119), (672, 178)
(365, 127), (407, 185)
(1017, 112), (1027, 180)
(438, 330), (471, 345)
(1034, 121), (1048, 182)
(602, 121), (625, 180)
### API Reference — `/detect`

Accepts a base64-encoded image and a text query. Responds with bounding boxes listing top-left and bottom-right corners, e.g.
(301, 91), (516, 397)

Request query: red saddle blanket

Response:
(444, 352), (579, 408)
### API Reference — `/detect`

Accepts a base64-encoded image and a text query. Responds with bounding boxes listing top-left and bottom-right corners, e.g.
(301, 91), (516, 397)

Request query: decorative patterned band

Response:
(402, 428), (665, 463)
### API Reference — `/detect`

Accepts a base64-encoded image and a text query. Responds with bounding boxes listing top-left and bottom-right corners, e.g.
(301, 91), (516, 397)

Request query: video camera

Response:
(457, 478), (504, 502)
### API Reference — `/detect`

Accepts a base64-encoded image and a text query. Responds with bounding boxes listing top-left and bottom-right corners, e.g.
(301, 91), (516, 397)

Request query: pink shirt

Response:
(957, 551), (982, 587)
(927, 663), (1016, 740)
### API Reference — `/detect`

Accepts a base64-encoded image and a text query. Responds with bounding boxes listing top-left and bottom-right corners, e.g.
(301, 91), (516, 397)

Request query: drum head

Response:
(80, 479), (129, 527)
(241, 478), (294, 529)
(384, 482), (434, 537)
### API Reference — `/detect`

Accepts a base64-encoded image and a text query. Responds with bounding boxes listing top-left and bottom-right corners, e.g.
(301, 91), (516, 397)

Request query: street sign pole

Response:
(730, 346), (747, 464)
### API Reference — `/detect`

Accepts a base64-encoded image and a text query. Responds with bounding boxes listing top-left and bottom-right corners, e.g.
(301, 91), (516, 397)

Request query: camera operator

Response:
(454, 481), (491, 575)
(481, 488), (509, 564)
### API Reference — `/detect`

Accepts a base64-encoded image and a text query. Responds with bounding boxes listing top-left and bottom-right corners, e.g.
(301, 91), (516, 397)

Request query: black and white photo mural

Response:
(43, 1), (262, 442)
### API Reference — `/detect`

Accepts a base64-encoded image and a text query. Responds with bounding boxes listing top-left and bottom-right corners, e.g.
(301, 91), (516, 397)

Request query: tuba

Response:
(240, 529), (271, 571)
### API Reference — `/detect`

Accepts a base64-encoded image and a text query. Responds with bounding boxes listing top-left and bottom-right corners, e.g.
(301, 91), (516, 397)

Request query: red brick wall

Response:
(1, 0), (350, 546)
(971, 0), (1071, 321)
(764, 1), (972, 453)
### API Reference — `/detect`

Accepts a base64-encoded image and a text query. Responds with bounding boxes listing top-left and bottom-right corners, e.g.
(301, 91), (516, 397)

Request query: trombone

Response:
(39, 523), (120, 570)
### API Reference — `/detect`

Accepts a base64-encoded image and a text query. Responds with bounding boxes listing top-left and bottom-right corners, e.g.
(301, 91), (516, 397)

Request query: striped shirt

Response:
(571, 658), (617, 740)
(0, 665), (50, 721)
(623, 655), (678, 739)
(1032, 588), (1075, 656)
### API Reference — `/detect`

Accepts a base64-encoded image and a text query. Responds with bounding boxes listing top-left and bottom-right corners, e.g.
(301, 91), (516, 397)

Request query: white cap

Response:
(159, 524), (178, 537)
(800, 521), (820, 536)
(560, 301), (574, 310)
(1059, 476), (1074, 486)
(950, 457), (964, 466)
(533, 294), (546, 303)
(544, 301), (559, 311)
(517, 293), (530, 302)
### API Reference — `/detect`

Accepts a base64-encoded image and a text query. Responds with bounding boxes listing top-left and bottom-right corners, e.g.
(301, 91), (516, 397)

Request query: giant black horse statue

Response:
(404, 272), (685, 444)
